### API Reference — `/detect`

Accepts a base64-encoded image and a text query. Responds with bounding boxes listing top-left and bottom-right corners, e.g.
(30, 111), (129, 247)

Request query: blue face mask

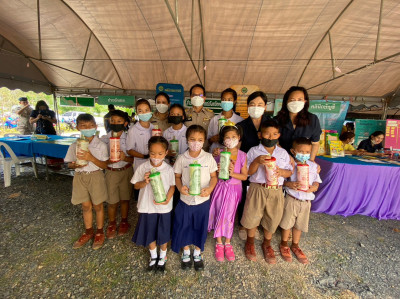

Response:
(80, 128), (96, 137)
(221, 101), (234, 112)
(138, 112), (153, 122)
(295, 153), (311, 163)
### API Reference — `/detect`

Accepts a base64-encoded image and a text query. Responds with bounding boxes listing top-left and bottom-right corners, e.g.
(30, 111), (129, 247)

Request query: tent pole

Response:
(53, 90), (61, 133)
(381, 98), (388, 120)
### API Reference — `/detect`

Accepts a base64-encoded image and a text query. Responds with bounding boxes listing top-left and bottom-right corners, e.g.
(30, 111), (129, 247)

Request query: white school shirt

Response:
(247, 144), (292, 186)
(126, 122), (154, 171)
(163, 125), (188, 155)
(130, 160), (175, 214)
(64, 136), (109, 172)
(207, 112), (244, 139)
(285, 160), (322, 201)
(173, 150), (218, 205)
(101, 131), (130, 169)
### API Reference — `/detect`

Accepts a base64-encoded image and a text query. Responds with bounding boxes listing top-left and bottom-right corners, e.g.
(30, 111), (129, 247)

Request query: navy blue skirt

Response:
(132, 212), (171, 247)
(171, 200), (210, 253)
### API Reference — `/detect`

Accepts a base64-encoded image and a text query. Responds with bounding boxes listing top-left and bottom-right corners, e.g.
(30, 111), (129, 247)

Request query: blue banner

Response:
(156, 83), (184, 106)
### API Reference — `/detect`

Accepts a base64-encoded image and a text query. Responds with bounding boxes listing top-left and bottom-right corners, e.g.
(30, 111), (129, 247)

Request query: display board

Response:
(385, 119), (400, 150)
(156, 83), (184, 106)
(354, 119), (386, 147)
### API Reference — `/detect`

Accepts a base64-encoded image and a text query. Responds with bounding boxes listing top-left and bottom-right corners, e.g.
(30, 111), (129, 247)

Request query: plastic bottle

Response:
(189, 160), (201, 195)
(110, 132), (121, 162)
(218, 117), (227, 132)
(218, 148), (231, 180)
(149, 169), (166, 203)
(76, 134), (89, 166)
(170, 136), (179, 154)
(265, 157), (278, 186)
(297, 163), (309, 191)
(152, 125), (162, 137)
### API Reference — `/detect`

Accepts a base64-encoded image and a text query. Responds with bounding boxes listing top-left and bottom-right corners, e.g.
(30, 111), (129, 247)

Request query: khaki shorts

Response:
(105, 166), (133, 204)
(279, 194), (311, 233)
(240, 183), (284, 234)
(71, 170), (108, 205)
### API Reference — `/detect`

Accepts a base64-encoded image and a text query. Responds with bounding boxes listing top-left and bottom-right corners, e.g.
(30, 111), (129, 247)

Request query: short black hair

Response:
(135, 98), (151, 110)
(189, 84), (206, 97)
(155, 92), (170, 104)
(260, 119), (280, 133)
(247, 91), (267, 105)
(186, 124), (207, 140)
(292, 137), (312, 148)
(169, 103), (187, 120)
(19, 97), (28, 102)
(110, 110), (130, 124)
(221, 88), (237, 101)
(339, 132), (355, 141)
(76, 113), (96, 125)
(370, 131), (385, 139)
(35, 100), (49, 110)
(148, 136), (169, 151)
(218, 125), (242, 145)
(108, 104), (115, 110)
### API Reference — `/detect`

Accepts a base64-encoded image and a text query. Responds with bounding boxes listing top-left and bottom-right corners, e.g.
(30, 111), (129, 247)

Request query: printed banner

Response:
(97, 95), (135, 106)
(184, 98), (221, 114)
(354, 119), (386, 147)
(59, 97), (95, 107)
(156, 83), (184, 106)
(230, 85), (260, 118)
(385, 119), (400, 150)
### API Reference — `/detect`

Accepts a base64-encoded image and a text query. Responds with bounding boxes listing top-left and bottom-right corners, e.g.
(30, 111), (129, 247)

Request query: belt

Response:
(76, 169), (102, 175)
(255, 183), (282, 190)
(107, 164), (132, 171)
(287, 194), (310, 203)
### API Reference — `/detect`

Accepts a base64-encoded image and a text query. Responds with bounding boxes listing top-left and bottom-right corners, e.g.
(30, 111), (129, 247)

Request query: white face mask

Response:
(156, 104), (169, 114)
(248, 106), (265, 119)
(150, 157), (164, 165)
(287, 101), (305, 113)
(191, 96), (204, 107)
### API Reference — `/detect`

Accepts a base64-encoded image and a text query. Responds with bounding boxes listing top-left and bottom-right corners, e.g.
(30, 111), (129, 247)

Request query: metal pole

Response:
(53, 91), (61, 133)
(381, 98), (388, 120)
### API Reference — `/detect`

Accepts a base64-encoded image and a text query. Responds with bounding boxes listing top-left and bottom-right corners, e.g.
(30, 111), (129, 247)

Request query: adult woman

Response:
(30, 100), (57, 135)
(275, 86), (321, 161)
(357, 131), (384, 154)
(150, 92), (171, 132)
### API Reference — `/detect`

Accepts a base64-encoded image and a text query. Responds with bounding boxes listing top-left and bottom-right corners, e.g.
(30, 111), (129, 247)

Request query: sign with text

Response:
(59, 97), (94, 107)
(385, 119), (400, 150)
(156, 83), (184, 106)
(230, 85), (260, 118)
(97, 95), (135, 106)
(184, 97), (222, 114)
(354, 119), (386, 147)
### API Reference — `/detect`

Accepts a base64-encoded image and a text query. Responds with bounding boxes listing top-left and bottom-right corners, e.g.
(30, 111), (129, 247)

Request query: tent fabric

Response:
(0, 0), (399, 97)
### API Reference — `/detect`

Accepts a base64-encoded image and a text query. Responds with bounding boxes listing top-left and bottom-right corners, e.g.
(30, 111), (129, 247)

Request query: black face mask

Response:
(261, 138), (278, 148)
(168, 116), (183, 124)
(109, 124), (126, 132)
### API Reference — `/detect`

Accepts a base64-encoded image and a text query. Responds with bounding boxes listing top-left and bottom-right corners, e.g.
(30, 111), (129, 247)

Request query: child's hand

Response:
(212, 148), (221, 157)
(285, 181), (300, 190)
(217, 163), (221, 173)
(209, 134), (219, 144)
(153, 196), (172, 205)
(77, 149), (93, 162)
(69, 162), (85, 169)
(168, 149), (177, 157)
(257, 155), (272, 165)
(180, 186), (189, 196)
(306, 185), (318, 193)
(119, 151), (126, 162)
(200, 187), (212, 197)
(228, 160), (235, 176)
(144, 172), (150, 184)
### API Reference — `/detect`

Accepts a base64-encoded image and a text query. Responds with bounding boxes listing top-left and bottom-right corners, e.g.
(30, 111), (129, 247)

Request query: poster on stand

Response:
(354, 119), (386, 147)
(385, 119), (400, 150)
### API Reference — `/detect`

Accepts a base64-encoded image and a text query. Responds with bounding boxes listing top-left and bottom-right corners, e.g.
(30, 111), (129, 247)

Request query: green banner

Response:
(59, 97), (95, 107)
(185, 98), (222, 113)
(309, 102), (341, 113)
(98, 95), (135, 106)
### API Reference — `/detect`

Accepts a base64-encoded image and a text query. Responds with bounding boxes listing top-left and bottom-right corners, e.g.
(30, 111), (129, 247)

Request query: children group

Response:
(64, 86), (321, 273)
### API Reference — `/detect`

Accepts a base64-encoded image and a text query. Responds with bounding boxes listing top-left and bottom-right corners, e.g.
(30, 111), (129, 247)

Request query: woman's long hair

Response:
(276, 86), (311, 127)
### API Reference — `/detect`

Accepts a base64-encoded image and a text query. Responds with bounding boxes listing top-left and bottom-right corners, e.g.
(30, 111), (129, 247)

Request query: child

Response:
(280, 137), (321, 264)
(208, 125), (248, 262)
(339, 132), (359, 155)
(64, 114), (109, 250)
(163, 103), (188, 164)
(101, 110), (134, 239)
(172, 125), (218, 271)
(131, 136), (175, 272)
(241, 120), (293, 264)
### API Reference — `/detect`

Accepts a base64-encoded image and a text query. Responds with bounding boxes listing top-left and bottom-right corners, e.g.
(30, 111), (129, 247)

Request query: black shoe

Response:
(193, 254), (204, 271)
(180, 253), (192, 270)
(156, 256), (167, 273)
(147, 257), (158, 272)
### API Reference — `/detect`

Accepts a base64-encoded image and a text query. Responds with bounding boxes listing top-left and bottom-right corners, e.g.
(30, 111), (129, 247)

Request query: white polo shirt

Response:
(126, 122), (154, 171)
(163, 125), (188, 155)
(64, 136), (109, 172)
(173, 149), (218, 205)
(130, 160), (175, 214)
(247, 144), (292, 186)
(101, 131), (130, 169)
(207, 112), (244, 139)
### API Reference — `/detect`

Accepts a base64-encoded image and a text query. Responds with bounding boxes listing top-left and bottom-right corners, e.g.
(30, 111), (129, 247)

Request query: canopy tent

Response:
(0, 0), (399, 100)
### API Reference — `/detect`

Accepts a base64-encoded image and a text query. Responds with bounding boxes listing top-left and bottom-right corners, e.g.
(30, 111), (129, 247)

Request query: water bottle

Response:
(149, 168), (166, 203)
(76, 134), (89, 166)
(218, 117), (227, 132)
(189, 161), (201, 195)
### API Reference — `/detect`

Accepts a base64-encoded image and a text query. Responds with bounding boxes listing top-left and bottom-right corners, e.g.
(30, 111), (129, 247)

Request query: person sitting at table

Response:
(29, 100), (57, 135)
(357, 131), (385, 155)
(339, 132), (359, 155)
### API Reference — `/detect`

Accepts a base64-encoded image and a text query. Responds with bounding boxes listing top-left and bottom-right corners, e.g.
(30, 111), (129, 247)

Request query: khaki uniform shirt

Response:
(150, 112), (171, 133)
(184, 107), (215, 150)
(17, 106), (33, 135)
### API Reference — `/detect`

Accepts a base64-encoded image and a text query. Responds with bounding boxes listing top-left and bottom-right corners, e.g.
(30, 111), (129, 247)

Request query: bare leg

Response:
(93, 203), (104, 230)
(82, 201), (93, 229)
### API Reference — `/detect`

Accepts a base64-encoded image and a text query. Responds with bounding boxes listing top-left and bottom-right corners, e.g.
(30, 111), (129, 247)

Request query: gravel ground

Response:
(1, 168), (400, 298)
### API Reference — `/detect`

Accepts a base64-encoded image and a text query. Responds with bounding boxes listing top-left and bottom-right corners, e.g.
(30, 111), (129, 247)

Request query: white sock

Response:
(225, 242), (230, 245)
(158, 249), (167, 266)
(182, 249), (190, 262)
(193, 249), (201, 257)
(149, 248), (157, 266)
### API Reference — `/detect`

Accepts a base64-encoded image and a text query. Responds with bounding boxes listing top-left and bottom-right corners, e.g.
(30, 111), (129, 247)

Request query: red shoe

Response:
(279, 245), (292, 262)
(245, 242), (257, 261)
(262, 243), (276, 264)
(291, 246), (309, 264)
(106, 224), (117, 239)
(92, 233), (105, 250)
(73, 232), (93, 249)
(118, 222), (130, 236)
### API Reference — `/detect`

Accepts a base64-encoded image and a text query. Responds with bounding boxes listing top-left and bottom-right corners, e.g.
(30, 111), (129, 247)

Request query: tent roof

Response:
(0, 0), (399, 97)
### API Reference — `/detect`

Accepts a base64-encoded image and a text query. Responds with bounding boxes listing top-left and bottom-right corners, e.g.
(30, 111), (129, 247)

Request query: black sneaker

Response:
(180, 253), (192, 270)
(147, 257), (158, 272)
(156, 256), (167, 273)
(193, 254), (204, 271)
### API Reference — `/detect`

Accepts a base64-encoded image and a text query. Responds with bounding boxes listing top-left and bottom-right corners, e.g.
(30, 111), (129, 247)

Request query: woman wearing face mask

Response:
(29, 100), (57, 135)
(150, 92), (171, 132)
(357, 131), (385, 155)
(275, 86), (321, 161)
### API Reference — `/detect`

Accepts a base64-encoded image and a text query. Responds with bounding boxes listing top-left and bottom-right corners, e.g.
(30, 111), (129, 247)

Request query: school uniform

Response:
(240, 144), (292, 233)
(131, 161), (175, 247)
(126, 122), (154, 171)
(101, 132), (133, 204)
(163, 125), (188, 155)
(64, 136), (109, 205)
(207, 112), (244, 140)
(171, 150), (218, 252)
(280, 160), (322, 233)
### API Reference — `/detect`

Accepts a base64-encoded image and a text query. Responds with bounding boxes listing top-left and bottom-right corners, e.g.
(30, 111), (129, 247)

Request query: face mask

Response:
(287, 101), (305, 113)
(248, 106), (265, 119)
(156, 104), (169, 114)
(221, 101), (234, 112)
(150, 157), (164, 165)
(295, 153), (310, 163)
(109, 124), (125, 132)
(138, 112), (153, 122)
(80, 128), (96, 137)
(191, 96), (204, 107)
(224, 138), (239, 149)
(350, 139), (355, 144)
(261, 138), (278, 148)
(188, 141), (204, 152)
(168, 116), (183, 125)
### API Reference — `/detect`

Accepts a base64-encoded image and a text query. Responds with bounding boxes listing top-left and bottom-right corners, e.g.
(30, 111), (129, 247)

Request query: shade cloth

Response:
(312, 156), (400, 220)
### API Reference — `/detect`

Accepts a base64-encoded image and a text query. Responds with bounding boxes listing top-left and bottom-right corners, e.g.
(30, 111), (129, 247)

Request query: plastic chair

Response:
(0, 142), (38, 187)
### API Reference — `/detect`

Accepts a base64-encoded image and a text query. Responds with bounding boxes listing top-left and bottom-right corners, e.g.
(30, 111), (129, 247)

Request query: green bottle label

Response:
(189, 163), (201, 195)
(149, 171), (166, 203)
(218, 151), (231, 180)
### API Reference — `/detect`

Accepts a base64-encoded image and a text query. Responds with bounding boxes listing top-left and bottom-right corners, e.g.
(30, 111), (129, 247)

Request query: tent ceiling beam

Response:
(191, 0), (194, 55)
(328, 31), (335, 79)
(80, 32), (92, 75)
(198, 0), (206, 87)
(297, 0), (355, 85)
(37, 0), (42, 60)
(374, 0), (384, 62)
